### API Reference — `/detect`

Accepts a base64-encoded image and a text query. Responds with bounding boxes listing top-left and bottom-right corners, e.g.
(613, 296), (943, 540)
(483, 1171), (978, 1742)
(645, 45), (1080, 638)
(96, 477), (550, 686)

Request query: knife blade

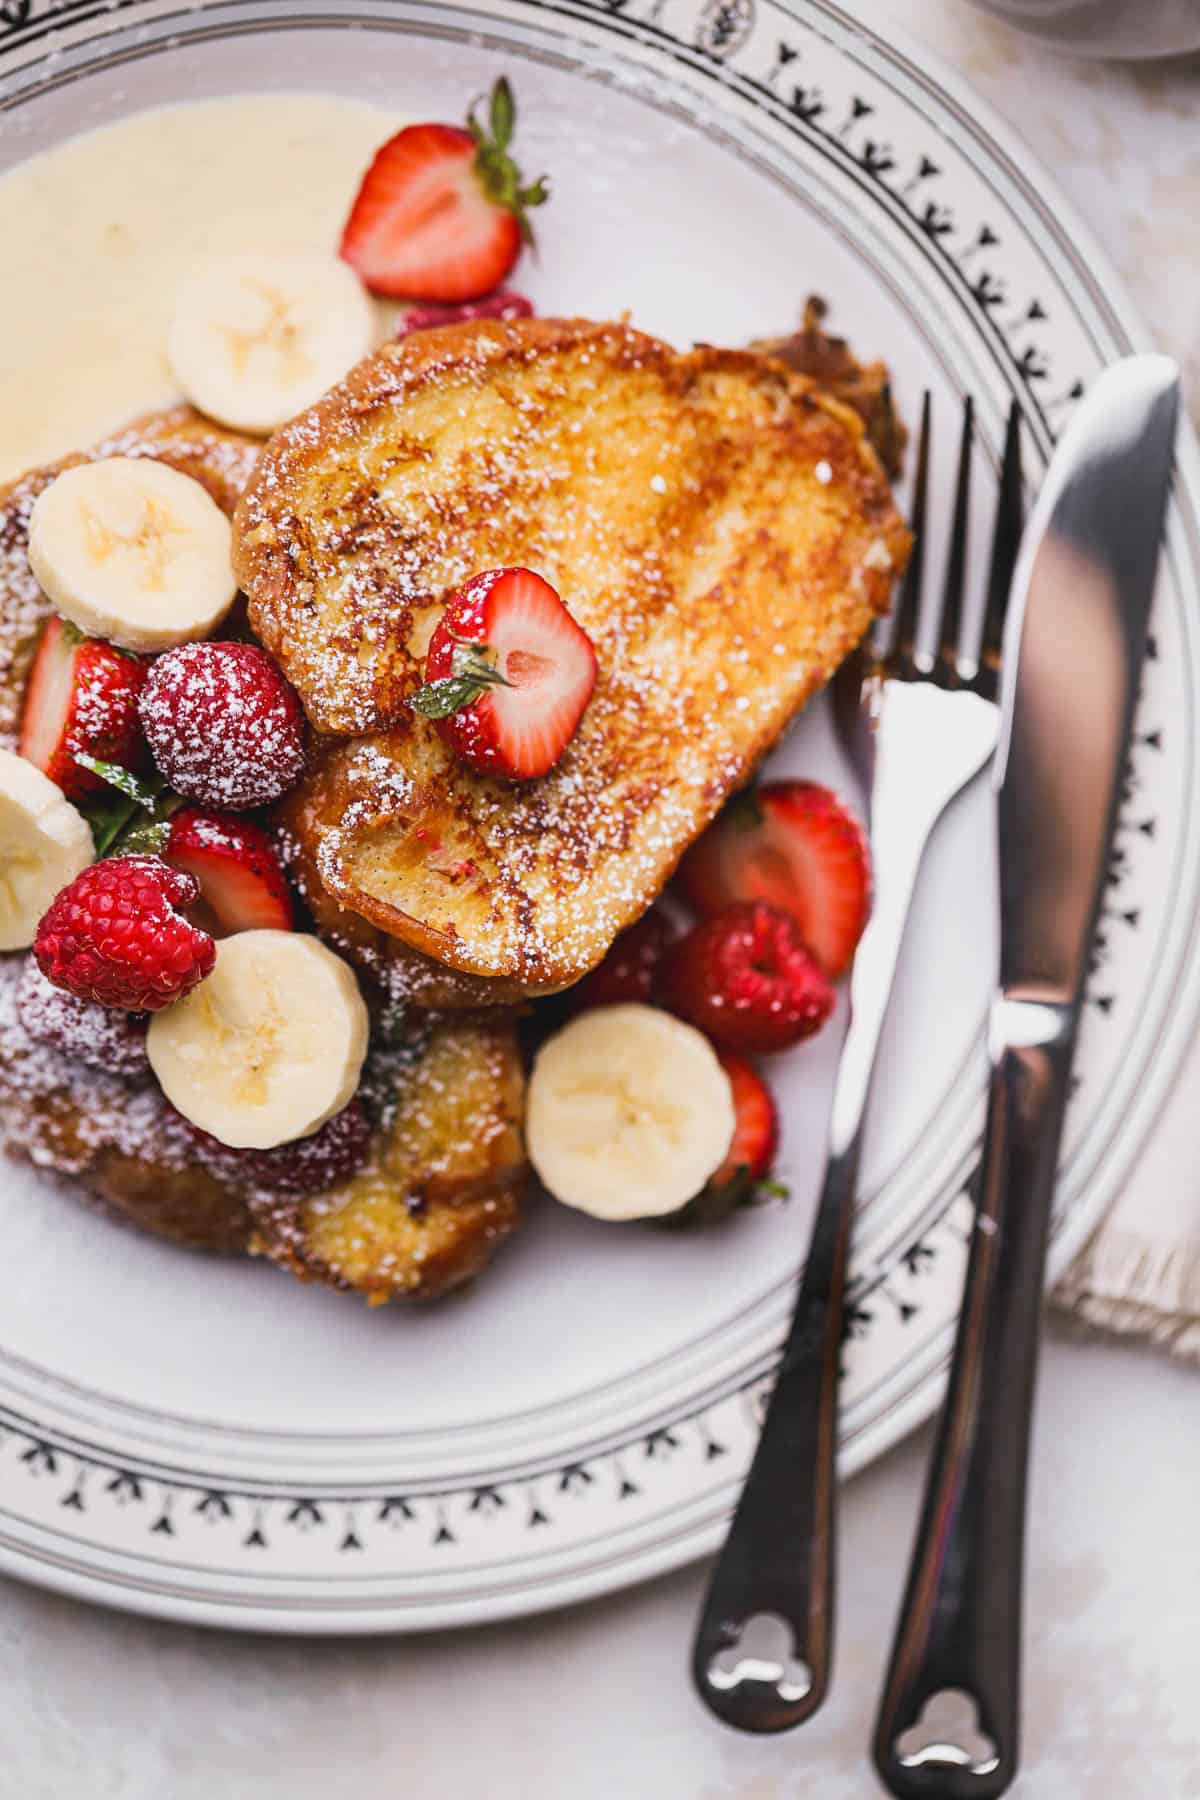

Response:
(872, 355), (1181, 1800)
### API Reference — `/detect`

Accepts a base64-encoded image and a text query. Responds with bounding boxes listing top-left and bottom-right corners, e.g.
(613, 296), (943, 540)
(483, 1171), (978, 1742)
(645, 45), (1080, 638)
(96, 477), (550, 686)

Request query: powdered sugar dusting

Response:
(0, 953), (193, 1175)
(16, 957), (149, 1075)
(139, 640), (306, 810)
(235, 319), (909, 984)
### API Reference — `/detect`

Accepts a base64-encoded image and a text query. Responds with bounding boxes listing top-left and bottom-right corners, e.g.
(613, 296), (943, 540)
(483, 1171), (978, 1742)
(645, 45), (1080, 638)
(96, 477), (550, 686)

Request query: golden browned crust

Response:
(246, 1014), (528, 1302)
(236, 317), (910, 986)
(273, 772), (552, 1010)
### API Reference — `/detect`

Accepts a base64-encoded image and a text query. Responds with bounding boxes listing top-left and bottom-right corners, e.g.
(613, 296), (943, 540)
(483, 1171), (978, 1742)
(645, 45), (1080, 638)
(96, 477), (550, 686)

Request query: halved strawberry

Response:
(19, 616), (147, 804)
(165, 807), (293, 936)
(711, 1053), (779, 1191)
(678, 780), (870, 980)
(667, 1053), (785, 1230)
(410, 567), (597, 780)
(340, 78), (548, 302)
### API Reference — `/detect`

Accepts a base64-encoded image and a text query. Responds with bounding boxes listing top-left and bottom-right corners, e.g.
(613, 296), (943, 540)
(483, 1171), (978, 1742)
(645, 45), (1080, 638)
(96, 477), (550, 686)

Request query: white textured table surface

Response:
(4, 6), (1200, 1796)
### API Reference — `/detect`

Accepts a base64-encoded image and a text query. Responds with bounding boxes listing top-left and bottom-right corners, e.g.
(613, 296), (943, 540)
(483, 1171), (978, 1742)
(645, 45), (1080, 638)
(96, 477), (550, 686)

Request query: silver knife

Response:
(872, 355), (1182, 1800)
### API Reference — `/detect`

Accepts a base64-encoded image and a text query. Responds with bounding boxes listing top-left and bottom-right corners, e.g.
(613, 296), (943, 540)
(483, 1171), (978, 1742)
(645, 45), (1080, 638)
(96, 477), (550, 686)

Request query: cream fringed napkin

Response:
(1054, 1024), (1200, 1361)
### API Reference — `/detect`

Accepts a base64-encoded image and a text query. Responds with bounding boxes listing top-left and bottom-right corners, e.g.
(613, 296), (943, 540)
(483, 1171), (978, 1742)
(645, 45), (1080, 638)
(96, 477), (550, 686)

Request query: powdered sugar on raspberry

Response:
(0, 954), (193, 1176)
(16, 957), (149, 1075)
(139, 641), (306, 811)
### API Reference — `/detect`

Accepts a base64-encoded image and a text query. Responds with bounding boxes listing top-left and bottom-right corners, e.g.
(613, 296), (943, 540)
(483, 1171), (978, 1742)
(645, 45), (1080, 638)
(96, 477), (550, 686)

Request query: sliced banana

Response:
(527, 1004), (736, 1222)
(167, 251), (375, 435)
(147, 930), (370, 1151)
(0, 749), (93, 951)
(27, 457), (237, 653)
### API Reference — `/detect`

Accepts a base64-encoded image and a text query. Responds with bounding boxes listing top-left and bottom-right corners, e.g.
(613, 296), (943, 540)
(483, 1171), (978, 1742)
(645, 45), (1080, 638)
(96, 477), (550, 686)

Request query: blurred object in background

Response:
(965, 0), (1200, 56)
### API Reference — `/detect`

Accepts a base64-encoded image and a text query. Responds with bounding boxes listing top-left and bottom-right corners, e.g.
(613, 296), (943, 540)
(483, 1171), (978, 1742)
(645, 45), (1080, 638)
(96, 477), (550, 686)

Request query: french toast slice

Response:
(235, 317), (909, 986)
(0, 960), (528, 1297)
(247, 1013), (527, 1302)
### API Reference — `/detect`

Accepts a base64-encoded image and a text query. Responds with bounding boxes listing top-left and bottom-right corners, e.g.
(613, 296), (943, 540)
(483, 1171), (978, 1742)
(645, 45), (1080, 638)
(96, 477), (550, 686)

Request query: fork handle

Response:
(691, 1143), (858, 1731)
(872, 1027), (1072, 1799)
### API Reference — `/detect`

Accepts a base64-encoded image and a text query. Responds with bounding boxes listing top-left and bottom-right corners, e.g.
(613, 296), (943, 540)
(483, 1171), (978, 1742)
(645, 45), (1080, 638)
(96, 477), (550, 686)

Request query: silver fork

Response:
(691, 394), (1025, 1733)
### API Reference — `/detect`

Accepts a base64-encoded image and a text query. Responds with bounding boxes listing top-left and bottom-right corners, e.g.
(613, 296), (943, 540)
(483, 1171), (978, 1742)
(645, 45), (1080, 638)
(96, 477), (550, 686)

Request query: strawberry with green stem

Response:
(341, 77), (549, 302)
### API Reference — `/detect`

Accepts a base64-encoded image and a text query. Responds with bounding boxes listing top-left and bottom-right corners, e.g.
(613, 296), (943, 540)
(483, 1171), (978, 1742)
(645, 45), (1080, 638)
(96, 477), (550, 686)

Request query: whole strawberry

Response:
(139, 642), (306, 811)
(19, 617), (147, 804)
(410, 567), (596, 779)
(341, 78), (548, 302)
(34, 856), (215, 1011)
(663, 900), (834, 1055)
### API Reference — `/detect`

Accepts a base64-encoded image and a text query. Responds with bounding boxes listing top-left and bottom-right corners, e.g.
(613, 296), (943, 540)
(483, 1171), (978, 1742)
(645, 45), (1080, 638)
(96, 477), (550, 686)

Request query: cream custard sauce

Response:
(0, 94), (403, 483)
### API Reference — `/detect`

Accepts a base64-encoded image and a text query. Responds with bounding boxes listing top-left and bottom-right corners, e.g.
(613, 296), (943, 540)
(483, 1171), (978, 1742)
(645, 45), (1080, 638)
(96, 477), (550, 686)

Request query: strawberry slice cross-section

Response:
(410, 567), (597, 780)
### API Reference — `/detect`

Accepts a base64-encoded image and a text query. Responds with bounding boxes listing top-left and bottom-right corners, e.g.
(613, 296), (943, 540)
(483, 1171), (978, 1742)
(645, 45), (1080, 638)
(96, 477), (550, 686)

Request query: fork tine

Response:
(935, 396), (974, 684)
(888, 390), (931, 674)
(973, 400), (1024, 700)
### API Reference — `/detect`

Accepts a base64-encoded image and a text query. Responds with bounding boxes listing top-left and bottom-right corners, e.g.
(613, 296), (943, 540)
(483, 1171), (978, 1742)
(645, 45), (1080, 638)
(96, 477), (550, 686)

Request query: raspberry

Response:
(16, 956), (149, 1074)
(185, 1099), (372, 1197)
(34, 856), (215, 1012)
(139, 642), (306, 811)
(663, 900), (834, 1055)
(398, 291), (534, 335)
(574, 907), (674, 1010)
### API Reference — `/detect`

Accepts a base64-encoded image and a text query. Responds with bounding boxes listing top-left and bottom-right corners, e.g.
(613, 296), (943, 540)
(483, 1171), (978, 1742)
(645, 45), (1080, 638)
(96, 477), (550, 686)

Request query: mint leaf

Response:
(84, 791), (142, 857)
(73, 754), (163, 809)
(118, 820), (172, 856)
(73, 757), (182, 858)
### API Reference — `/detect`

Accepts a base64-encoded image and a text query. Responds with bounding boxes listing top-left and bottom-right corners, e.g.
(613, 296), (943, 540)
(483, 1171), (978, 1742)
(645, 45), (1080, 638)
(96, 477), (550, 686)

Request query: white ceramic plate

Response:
(1, 0), (1198, 1634)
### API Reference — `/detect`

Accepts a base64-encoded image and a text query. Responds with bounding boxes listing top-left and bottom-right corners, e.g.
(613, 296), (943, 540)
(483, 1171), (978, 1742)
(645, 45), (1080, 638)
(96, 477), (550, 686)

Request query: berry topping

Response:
(33, 856), (215, 1012)
(15, 954), (149, 1074)
(185, 1098), (372, 1197)
(397, 290), (534, 334)
(709, 1053), (779, 1191)
(138, 642), (306, 811)
(663, 900), (835, 1055)
(19, 616), (147, 804)
(165, 807), (293, 936)
(574, 907), (674, 1010)
(668, 1052), (785, 1229)
(410, 567), (596, 780)
(679, 780), (870, 979)
(340, 78), (548, 301)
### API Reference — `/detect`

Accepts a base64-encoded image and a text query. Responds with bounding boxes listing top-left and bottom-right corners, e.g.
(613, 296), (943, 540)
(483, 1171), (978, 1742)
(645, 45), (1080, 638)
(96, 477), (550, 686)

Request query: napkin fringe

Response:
(1055, 1229), (1200, 1363)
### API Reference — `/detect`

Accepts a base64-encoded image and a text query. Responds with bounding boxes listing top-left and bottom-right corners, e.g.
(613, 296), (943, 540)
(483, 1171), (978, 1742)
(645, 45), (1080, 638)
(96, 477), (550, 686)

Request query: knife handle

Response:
(872, 1019), (1072, 1799)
